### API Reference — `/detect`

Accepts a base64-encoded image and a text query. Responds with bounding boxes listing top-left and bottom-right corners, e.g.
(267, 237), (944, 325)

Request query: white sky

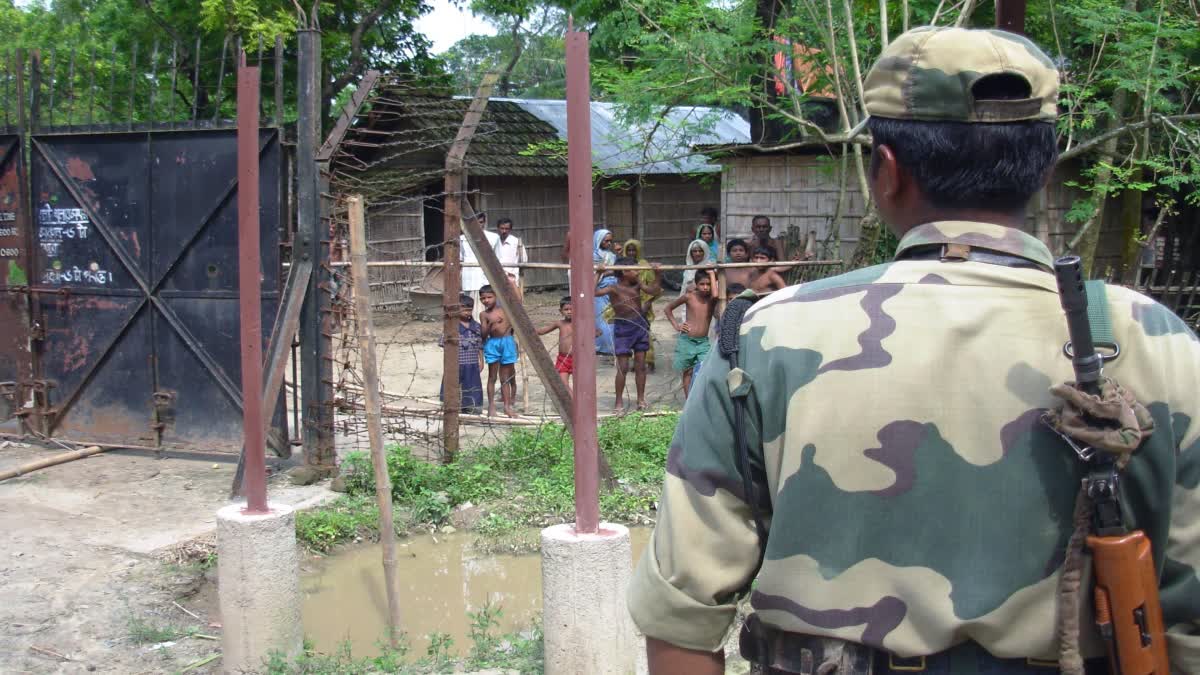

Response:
(13, 0), (496, 55)
(416, 0), (497, 54)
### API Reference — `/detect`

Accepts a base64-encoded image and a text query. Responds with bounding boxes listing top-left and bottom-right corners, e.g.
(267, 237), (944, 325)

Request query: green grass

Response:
(295, 413), (677, 552)
(126, 616), (184, 644)
(265, 611), (544, 674)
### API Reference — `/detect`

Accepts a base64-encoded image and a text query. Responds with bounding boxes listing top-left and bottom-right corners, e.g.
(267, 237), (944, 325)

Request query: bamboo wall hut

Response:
(325, 85), (750, 303)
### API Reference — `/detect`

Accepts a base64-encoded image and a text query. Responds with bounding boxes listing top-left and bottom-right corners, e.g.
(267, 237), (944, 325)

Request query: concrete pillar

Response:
(217, 503), (302, 674)
(541, 523), (636, 674)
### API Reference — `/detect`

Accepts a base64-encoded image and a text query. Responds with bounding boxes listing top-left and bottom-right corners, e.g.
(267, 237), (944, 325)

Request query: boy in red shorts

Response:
(538, 296), (600, 387)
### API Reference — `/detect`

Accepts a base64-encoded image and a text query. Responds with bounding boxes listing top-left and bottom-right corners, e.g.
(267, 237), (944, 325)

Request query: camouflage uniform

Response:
(627, 26), (1200, 674)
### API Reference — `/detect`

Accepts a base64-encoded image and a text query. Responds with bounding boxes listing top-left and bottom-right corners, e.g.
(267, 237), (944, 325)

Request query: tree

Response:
(441, 1), (567, 98)
(567, 0), (1199, 272)
(4, 0), (444, 129)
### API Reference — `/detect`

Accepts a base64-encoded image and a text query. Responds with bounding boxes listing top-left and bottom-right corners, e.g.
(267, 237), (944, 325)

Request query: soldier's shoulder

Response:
(1103, 283), (1198, 343)
(744, 263), (896, 320)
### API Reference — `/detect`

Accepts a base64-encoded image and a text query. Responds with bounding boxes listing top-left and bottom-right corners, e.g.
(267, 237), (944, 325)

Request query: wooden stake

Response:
(441, 71), (500, 463)
(347, 195), (404, 648)
(0, 446), (105, 482)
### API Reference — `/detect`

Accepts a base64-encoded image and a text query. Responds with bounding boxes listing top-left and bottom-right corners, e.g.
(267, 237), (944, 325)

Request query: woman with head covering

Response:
(694, 223), (719, 263)
(622, 239), (659, 369)
(680, 239), (712, 294)
(593, 228), (617, 355)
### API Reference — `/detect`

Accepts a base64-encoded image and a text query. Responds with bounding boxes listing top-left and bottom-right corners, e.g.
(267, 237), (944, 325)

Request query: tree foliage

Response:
(4, 0), (443, 128)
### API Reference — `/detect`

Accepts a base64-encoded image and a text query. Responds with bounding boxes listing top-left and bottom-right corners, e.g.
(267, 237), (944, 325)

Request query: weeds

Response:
(126, 615), (182, 644)
(296, 413), (677, 553)
(264, 615), (542, 674)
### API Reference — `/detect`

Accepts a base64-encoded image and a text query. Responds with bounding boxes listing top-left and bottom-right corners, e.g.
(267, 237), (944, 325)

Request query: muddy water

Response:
(302, 527), (652, 658)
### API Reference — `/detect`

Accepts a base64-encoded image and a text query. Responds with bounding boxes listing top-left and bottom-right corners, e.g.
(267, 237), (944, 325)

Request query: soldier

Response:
(627, 26), (1200, 675)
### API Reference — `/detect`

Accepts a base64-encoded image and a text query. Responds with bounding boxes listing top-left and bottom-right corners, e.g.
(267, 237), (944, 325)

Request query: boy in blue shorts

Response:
(479, 285), (518, 418)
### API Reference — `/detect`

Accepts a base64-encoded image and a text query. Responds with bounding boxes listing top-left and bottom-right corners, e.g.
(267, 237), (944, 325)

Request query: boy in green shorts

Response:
(663, 273), (717, 397)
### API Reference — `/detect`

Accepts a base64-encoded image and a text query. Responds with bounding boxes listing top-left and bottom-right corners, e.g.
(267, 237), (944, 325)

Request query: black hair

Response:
(751, 215), (770, 226)
(615, 256), (637, 266)
(694, 274), (712, 286)
(727, 283), (747, 295)
(868, 81), (1058, 213)
(497, 217), (513, 227)
(700, 206), (718, 219)
(459, 294), (474, 308)
(751, 246), (775, 260)
(480, 284), (495, 295)
(726, 238), (749, 256)
(560, 295), (571, 308)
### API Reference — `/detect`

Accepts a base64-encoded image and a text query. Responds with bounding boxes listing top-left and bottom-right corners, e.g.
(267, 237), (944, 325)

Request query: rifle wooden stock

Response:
(1088, 530), (1170, 674)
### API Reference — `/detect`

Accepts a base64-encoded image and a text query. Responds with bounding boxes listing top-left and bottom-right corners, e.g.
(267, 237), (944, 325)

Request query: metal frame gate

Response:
(0, 128), (287, 454)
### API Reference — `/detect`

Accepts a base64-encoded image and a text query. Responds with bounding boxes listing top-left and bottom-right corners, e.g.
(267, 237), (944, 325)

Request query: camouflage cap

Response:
(863, 27), (1059, 123)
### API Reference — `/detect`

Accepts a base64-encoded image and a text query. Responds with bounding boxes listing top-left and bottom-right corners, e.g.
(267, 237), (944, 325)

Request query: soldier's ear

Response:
(870, 143), (902, 201)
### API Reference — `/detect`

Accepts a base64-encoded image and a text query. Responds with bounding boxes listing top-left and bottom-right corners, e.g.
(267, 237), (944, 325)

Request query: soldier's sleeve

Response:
(627, 342), (767, 651)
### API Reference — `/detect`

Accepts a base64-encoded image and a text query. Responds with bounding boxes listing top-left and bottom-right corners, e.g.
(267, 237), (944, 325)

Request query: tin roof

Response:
(494, 98), (750, 175)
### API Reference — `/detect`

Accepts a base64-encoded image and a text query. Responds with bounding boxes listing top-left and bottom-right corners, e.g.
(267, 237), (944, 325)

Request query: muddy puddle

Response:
(302, 527), (651, 658)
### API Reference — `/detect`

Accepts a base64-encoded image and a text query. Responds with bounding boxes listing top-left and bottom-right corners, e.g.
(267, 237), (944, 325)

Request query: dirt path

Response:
(0, 443), (331, 674)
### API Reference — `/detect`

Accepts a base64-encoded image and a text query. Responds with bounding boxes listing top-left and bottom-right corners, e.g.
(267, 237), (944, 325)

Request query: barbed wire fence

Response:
(315, 73), (848, 463)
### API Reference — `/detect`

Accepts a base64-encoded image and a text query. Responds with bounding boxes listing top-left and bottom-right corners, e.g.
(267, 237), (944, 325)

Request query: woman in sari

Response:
(593, 229), (617, 355)
(622, 239), (659, 369)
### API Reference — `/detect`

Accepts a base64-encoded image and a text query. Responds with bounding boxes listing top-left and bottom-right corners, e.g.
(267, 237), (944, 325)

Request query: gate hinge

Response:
(30, 320), (45, 342)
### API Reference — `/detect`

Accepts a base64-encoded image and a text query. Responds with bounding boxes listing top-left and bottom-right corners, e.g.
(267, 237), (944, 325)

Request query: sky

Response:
(415, 0), (498, 54)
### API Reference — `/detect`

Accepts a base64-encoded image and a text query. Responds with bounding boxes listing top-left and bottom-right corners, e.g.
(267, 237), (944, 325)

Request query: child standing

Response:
(438, 294), (484, 414)
(596, 256), (662, 411)
(479, 285), (518, 418)
(663, 273), (717, 397)
(538, 296), (602, 388)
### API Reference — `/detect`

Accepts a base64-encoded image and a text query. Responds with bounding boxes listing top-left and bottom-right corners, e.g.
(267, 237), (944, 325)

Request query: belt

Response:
(896, 243), (1051, 272)
(740, 614), (1108, 675)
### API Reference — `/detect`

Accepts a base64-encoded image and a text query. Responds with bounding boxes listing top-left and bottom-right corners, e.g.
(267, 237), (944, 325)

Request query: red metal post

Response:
(566, 27), (600, 534)
(995, 0), (1027, 34)
(237, 55), (268, 514)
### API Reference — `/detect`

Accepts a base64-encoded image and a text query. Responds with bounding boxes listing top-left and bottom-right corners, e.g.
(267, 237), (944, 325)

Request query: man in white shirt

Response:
(461, 211), (500, 322)
(493, 217), (527, 297)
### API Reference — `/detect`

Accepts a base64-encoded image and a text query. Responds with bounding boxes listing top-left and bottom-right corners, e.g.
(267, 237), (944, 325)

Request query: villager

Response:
(695, 224), (719, 262)
(437, 294), (484, 414)
(460, 212), (500, 322)
(597, 256), (662, 412)
(493, 217), (527, 296)
(663, 273), (716, 398)
(629, 25), (1200, 675)
(479, 285), (517, 418)
(593, 228), (618, 355)
(624, 239), (661, 370)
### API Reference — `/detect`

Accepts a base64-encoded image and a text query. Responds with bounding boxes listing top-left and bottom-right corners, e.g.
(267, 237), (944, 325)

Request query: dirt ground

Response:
(0, 442), (332, 674)
(0, 291), (708, 674)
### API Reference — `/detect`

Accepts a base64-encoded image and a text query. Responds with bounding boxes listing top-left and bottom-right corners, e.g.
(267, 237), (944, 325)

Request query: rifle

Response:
(1053, 256), (1170, 675)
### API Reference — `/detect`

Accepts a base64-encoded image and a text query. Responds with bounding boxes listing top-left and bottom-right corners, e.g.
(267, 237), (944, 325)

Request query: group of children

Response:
(439, 286), (519, 418)
(441, 225), (795, 416)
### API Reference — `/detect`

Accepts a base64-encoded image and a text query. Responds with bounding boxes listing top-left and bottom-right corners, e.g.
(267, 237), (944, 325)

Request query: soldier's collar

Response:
(894, 221), (1054, 270)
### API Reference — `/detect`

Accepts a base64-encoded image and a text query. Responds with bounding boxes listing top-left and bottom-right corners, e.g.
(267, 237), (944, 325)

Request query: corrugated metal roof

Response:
(487, 98), (750, 175)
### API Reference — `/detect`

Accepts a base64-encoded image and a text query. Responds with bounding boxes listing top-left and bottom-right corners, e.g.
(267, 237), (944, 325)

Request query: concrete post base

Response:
(541, 523), (635, 675)
(217, 503), (302, 674)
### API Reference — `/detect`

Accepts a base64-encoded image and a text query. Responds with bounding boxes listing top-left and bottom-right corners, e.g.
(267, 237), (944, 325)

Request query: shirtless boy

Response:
(479, 285), (518, 417)
(537, 297), (601, 387)
(749, 247), (787, 293)
(596, 256), (662, 411)
(723, 238), (753, 290)
(663, 273), (717, 397)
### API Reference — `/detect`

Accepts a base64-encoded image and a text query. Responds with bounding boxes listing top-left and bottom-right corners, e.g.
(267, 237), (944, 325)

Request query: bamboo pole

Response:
(346, 195), (404, 648)
(0, 445), (105, 482)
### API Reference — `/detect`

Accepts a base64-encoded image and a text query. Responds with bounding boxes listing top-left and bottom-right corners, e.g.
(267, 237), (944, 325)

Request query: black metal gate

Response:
(0, 128), (286, 453)
(0, 134), (32, 433)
